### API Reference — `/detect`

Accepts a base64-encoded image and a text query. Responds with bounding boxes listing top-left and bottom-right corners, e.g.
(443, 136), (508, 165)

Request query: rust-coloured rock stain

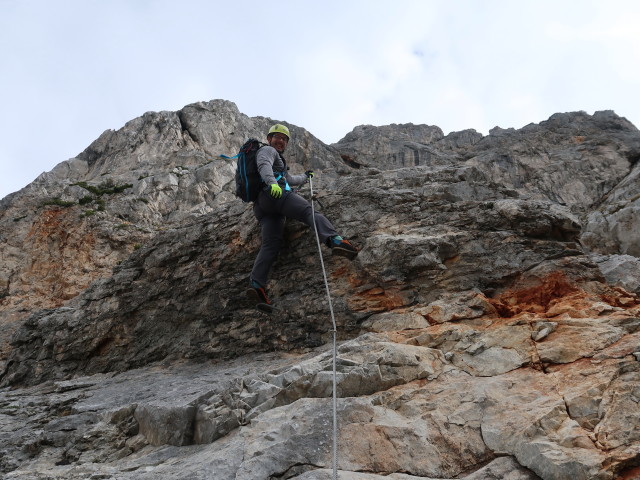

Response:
(330, 264), (406, 312)
(616, 465), (640, 480)
(16, 207), (99, 308)
(488, 272), (639, 318)
(489, 272), (580, 317)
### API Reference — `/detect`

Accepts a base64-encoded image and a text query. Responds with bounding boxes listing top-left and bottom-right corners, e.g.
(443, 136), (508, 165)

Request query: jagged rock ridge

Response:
(0, 101), (639, 479)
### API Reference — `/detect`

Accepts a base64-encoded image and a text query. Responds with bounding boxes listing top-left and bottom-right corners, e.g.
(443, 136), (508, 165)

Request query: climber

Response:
(247, 123), (358, 312)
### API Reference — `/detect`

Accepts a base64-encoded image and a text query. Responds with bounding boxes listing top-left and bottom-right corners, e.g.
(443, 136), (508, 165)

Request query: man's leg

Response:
(250, 214), (286, 288)
(280, 193), (338, 243)
(281, 192), (358, 258)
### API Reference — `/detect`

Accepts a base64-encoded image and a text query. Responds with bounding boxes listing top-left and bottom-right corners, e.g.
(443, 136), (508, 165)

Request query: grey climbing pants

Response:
(250, 190), (338, 287)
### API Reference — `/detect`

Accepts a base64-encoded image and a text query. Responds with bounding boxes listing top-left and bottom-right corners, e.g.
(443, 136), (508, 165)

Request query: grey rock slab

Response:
(592, 254), (640, 294)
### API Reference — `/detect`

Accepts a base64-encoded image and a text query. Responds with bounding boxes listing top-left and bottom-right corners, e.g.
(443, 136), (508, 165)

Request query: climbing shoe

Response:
(328, 236), (359, 260)
(246, 281), (274, 313)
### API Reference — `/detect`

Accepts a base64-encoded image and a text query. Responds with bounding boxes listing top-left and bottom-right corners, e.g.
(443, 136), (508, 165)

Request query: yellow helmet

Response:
(268, 124), (290, 140)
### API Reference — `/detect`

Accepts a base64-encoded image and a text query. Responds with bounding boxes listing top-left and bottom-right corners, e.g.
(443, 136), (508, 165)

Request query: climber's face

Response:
(268, 133), (289, 153)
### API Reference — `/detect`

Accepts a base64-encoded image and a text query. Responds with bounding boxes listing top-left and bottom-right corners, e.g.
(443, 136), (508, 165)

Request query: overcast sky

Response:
(1, 0), (639, 199)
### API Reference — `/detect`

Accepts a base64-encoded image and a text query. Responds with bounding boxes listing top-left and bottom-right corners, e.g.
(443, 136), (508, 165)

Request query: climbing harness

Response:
(274, 171), (292, 191)
(308, 176), (339, 480)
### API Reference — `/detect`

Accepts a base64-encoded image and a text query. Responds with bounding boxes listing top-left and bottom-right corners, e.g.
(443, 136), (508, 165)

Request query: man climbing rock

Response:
(247, 123), (358, 312)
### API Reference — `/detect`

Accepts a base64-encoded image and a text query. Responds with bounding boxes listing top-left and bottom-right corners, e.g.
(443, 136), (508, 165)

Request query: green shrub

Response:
(72, 180), (133, 196)
(43, 198), (74, 208)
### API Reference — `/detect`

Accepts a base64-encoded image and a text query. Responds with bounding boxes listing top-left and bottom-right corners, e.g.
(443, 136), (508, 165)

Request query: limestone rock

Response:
(1, 106), (640, 479)
(0, 99), (345, 369)
(332, 123), (462, 169)
(582, 158), (640, 257)
(592, 254), (640, 294)
(291, 456), (541, 478)
(361, 311), (430, 332)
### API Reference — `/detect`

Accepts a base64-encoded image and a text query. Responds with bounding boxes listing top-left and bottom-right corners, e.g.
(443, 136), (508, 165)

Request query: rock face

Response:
(0, 100), (345, 362)
(0, 101), (639, 479)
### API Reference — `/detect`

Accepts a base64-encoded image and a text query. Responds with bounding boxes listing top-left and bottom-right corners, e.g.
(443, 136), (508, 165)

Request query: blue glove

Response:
(269, 183), (283, 199)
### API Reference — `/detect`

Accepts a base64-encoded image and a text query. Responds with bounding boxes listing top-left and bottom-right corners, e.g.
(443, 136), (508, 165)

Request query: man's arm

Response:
(255, 146), (279, 185)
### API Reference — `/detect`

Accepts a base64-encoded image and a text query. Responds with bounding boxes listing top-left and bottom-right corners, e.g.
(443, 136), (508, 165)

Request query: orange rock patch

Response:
(488, 272), (639, 318)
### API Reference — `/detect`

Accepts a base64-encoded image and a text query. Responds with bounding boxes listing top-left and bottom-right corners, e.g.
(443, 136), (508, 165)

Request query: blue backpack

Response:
(221, 139), (266, 203)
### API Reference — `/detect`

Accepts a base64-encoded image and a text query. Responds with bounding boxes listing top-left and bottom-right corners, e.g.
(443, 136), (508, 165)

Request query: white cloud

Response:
(1, 0), (640, 198)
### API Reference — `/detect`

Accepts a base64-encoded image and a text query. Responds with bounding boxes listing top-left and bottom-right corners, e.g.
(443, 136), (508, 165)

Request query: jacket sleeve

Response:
(286, 172), (307, 186)
(255, 146), (278, 185)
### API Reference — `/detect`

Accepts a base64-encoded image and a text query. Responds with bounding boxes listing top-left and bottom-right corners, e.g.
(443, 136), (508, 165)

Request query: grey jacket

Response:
(256, 146), (307, 188)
